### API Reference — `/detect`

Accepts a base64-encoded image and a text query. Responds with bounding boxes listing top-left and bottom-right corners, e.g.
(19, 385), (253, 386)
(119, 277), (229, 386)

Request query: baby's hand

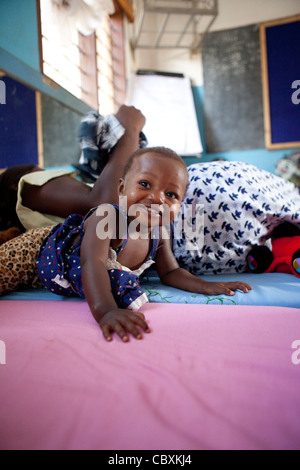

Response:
(198, 281), (252, 296)
(99, 308), (151, 342)
(115, 105), (146, 135)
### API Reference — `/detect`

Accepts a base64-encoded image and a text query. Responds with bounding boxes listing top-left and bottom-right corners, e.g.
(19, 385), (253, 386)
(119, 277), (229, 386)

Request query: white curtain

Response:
(42, 0), (115, 46)
(126, 73), (203, 156)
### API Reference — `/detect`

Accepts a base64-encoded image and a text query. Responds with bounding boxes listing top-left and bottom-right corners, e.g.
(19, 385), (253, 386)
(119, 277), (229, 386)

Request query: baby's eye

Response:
(166, 191), (178, 200)
(139, 181), (150, 188)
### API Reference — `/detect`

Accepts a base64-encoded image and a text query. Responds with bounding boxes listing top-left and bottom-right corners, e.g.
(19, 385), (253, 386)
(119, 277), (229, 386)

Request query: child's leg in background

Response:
(0, 226), (52, 296)
(21, 106), (145, 218)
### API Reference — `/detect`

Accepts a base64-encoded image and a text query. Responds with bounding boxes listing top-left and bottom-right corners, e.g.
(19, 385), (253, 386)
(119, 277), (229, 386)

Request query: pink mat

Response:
(0, 300), (300, 450)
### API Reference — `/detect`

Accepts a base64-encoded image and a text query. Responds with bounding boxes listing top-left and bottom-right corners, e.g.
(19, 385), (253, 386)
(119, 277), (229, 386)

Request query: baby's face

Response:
(119, 152), (188, 228)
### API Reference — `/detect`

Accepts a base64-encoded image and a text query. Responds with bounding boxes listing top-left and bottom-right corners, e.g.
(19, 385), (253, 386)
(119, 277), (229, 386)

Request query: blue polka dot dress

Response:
(37, 205), (159, 311)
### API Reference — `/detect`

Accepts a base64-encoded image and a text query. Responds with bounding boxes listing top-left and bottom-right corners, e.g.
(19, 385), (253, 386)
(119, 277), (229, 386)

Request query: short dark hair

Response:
(123, 146), (188, 179)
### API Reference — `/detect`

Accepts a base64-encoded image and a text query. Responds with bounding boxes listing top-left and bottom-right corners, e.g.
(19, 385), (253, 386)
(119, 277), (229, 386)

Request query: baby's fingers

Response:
(220, 285), (235, 296)
(122, 312), (151, 339)
(100, 316), (131, 342)
(240, 282), (252, 292)
(229, 282), (252, 293)
(101, 324), (115, 342)
(101, 312), (150, 342)
(212, 282), (252, 296)
(102, 320), (131, 342)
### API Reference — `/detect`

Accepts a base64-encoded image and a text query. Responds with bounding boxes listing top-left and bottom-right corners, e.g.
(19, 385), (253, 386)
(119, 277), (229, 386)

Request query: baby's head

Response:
(123, 147), (187, 179)
(119, 147), (189, 228)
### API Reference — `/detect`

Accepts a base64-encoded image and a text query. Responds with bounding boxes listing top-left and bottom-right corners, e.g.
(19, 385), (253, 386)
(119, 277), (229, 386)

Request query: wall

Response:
(0, 0), (91, 168)
(1, 0), (299, 170)
(130, 0), (300, 174)
(132, 0), (300, 87)
(0, 0), (40, 71)
(0, 0), (90, 113)
(210, 0), (300, 33)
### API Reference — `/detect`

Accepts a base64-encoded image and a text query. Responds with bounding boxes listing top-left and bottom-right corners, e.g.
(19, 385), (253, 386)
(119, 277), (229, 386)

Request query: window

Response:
(38, 0), (128, 114)
(96, 15), (115, 114)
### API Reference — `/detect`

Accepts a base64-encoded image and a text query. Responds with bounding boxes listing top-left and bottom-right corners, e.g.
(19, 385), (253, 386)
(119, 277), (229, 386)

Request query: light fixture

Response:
(130, 0), (218, 51)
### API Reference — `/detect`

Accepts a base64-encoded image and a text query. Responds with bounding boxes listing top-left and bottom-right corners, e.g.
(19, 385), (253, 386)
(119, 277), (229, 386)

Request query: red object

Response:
(265, 236), (300, 277)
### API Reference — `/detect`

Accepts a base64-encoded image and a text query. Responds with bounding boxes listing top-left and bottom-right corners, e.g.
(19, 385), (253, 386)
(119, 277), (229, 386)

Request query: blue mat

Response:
(1, 272), (299, 308)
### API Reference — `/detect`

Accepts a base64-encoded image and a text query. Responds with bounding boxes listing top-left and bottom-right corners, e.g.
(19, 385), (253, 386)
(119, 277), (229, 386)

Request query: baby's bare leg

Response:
(21, 106), (145, 218)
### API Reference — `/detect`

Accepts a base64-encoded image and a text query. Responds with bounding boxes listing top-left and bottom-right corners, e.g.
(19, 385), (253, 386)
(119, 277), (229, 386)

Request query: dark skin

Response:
(80, 153), (252, 342)
(22, 106), (146, 218)
(17, 105), (252, 341)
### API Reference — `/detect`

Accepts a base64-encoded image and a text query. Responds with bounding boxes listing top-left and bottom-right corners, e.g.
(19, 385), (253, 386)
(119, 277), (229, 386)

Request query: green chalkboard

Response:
(41, 94), (83, 167)
(202, 24), (264, 153)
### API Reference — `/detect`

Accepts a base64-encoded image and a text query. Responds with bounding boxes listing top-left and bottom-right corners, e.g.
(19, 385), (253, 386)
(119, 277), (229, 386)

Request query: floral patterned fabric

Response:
(172, 161), (300, 275)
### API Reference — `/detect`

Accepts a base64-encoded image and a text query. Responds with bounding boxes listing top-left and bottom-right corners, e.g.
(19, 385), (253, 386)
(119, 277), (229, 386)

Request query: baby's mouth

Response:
(128, 204), (167, 228)
(132, 203), (164, 217)
(141, 204), (164, 217)
(144, 204), (164, 217)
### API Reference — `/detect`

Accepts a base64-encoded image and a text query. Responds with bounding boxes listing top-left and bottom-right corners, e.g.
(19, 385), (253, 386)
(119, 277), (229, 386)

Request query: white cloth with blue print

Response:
(172, 161), (300, 275)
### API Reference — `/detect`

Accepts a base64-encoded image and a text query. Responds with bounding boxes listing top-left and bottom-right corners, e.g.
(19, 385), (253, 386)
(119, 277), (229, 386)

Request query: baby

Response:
(35, 147), (251, 342)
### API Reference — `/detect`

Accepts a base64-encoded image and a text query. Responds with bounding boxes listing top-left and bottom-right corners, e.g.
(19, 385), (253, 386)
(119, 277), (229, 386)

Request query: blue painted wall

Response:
(0, 0), (40, 71)
(0, 0), (91, 114)
(189, 85), (300, 175)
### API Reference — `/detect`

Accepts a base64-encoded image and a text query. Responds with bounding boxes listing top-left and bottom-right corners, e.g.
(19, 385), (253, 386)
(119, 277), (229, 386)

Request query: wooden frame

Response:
(114, 0), (134, 23)
(110, 10), (127, 110)
(37, 0), (99, 110)
(35, 90), (44, 169)
(260, 15), (300, 149)
(79, 33), (99, 110)
(37, 0), (127, 113)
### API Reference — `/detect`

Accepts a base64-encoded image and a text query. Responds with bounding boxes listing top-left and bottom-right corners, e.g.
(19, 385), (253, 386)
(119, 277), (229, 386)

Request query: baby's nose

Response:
(152, 190), (165, 204)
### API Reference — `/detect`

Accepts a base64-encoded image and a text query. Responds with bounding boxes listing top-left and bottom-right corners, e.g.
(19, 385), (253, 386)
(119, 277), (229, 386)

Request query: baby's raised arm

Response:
(155, 232), (252, 296)
(80, 209), (150, 342)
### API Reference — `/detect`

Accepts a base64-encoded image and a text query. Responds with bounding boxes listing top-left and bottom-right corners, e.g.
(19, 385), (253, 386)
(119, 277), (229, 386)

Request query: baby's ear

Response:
(118, 178), (125, 196)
